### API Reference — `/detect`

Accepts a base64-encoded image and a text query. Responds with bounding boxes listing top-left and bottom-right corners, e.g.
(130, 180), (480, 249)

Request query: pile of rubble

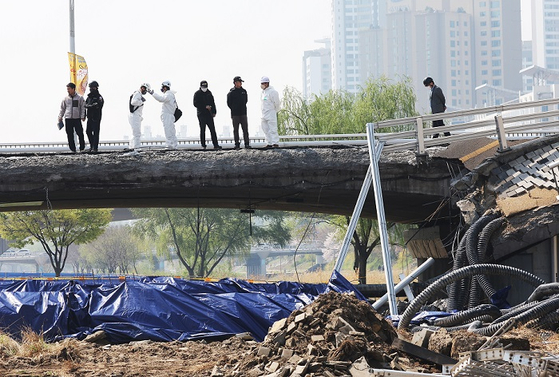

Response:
(210, 290), (559, 377)
(213, 291), (441, 376)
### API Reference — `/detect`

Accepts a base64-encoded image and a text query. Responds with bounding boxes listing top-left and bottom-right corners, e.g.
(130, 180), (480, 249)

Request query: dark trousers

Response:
(65, 118), (85, 152)
(86, 118), (101, 151)
(432, 119), (450, 138)
(197, 114), (219, 148)
(232, 115), (249, 147)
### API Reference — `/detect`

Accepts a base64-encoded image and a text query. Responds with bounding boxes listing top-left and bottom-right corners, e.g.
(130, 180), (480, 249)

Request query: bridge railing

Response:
(374, 97), (559, 154)
(1, 98), (558, 154)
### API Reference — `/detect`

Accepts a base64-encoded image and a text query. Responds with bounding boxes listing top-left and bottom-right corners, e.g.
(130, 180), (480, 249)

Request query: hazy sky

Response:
(0, 1), (533, 144)
(0, 1), (331, 143)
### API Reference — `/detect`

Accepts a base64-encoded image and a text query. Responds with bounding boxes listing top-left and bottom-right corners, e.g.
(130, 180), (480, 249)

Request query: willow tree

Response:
(0, 209), (112, 277)
(132, 208), (291, 279)
(279, 76), (418, 284)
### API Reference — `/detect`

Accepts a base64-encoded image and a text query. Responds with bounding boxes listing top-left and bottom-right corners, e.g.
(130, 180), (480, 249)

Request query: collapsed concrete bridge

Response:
(0, 146), (458, 224)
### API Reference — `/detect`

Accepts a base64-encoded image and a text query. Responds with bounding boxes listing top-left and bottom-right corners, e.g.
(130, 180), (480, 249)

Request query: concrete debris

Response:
(220, 291), (448, 376)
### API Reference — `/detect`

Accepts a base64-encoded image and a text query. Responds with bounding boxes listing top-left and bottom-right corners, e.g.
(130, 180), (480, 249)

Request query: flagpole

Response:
(69, 0), (75, 54)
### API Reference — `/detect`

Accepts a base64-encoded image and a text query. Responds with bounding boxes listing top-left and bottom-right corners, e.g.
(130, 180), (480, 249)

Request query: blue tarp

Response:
(0, 271), (363, 343)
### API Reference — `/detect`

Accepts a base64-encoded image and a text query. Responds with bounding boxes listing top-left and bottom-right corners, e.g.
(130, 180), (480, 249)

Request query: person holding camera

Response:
(148, 80), (178, 150)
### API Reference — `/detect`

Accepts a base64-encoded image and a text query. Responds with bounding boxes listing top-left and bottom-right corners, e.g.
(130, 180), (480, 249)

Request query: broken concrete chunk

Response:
(286, 322), (297, 335)
(265, 361), (280, 373)
(310, 334), (325, 343)
(412, 328), (435, 348)
(258, 346), (272, 357)
(271, 330), (286, 346)
(294, 312), (307, 323)
(287, 354), (302, 365)
(270, 318), (288, 333)
(349, 356), (373, 377)
(281, 348), (294, 359)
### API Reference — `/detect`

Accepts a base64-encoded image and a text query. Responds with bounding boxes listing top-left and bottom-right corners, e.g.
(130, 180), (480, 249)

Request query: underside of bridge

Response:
(0, 146), (460, 225)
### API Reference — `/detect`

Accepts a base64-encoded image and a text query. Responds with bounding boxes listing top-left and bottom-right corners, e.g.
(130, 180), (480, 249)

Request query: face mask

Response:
(201, 87), (208, 92)
(261, 84), (266, 90)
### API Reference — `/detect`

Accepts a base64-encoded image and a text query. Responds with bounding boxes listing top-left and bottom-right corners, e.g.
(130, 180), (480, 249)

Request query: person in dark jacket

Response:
(226, 76), (251, 149)
(193, 80), (221, 150)
(85, 80), (104, 152)
(423, 76), (448, 138)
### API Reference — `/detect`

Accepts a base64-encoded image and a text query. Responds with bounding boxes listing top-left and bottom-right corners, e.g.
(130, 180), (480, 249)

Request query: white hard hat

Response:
(161, 80), (171, 88)
(141, 83), (151, 91)
(260, 76), (270, 83)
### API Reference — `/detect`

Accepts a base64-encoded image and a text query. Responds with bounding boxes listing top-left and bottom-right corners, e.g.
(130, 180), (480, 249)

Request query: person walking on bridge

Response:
(423, 77), (449, 138)
(227, 76), (250, 150)
(58, 82), (86, 153)
(85, 81), (104, 153)
(148, 80), (178, 150)
(127, 83), (150, 155)
(193, 80), (221, 150)
(260, 76), (281, 148)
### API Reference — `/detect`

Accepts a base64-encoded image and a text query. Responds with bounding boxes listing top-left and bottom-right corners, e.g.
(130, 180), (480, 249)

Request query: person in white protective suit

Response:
(260, 76), (281, 148)
(148, 80), (178, 149)
(127, 83), (150, 154)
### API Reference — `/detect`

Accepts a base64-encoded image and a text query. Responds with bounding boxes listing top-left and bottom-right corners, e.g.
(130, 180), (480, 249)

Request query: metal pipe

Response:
(69, 0), (75, 54)
(333, 166), (373, 271)
(367, 123), (398, 316)
(373, 257), (435, 310)
(553, 235), (558, 282)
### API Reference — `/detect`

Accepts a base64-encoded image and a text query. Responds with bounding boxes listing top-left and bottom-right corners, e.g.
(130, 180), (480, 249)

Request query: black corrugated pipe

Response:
(472, 296), (559, 336)
(467, 276), (482, 309)
(448, 212), (499, 311)
(526, 282), (559, 303)
(398, 264), (545, 331)
(444, 320), (483, 332)
(489, 300), (542, 326)
(525, 309), (559, 330)
(465, 213), (501, 308)
(433, 303), (501, 327)
(448, 232), (470, 311)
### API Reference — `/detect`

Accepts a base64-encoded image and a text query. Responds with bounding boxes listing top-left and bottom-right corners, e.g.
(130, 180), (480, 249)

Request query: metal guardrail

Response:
(1, 98), (558, 155)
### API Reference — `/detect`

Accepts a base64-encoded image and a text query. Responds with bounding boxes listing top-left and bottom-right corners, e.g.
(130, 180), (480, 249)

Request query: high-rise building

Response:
(329, 0), (522, 108)
(303, 38), (332, 98)
(532, 0), (559, 70)
(331, 0), (376, 93)
(472, 0), (522, 106)
(359, 6), (473, 112)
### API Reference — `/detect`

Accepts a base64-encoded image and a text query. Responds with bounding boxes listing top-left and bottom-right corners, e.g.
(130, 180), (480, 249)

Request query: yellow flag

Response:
(67, 52), (89, 95)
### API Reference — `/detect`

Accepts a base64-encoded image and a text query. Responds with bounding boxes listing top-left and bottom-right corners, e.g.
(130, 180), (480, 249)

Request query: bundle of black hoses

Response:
(398, 264), (545, 331)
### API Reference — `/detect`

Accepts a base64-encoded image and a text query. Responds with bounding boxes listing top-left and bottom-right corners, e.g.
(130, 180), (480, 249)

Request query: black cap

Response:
(89, 81), (99, 88)
(233, 76), (244, 83)
(200, 80), (208, 88)
(67, 82), (76, 89)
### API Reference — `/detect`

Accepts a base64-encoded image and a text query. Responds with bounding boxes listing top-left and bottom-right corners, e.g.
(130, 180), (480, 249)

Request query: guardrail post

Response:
(494, 114), (510, 152)
(415, 117), (426, 155)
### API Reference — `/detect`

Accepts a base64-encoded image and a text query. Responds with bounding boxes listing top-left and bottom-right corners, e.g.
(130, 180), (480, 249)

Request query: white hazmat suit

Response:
(151, 89), (178, 149)
(128, 90), (145, 150)
(260, 85), (281, 145)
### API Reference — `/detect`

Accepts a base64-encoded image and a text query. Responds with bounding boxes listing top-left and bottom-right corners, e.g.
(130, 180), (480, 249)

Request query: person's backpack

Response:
(129, 94), (138, 113)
